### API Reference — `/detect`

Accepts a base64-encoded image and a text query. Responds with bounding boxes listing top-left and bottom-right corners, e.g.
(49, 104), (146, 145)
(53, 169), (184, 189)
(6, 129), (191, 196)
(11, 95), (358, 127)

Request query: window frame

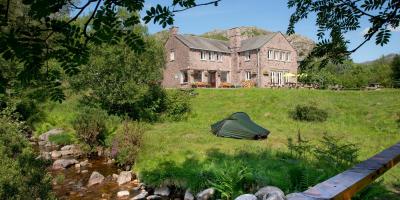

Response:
(181, 70), (188, 84)
(200, 51), (207, 60)
(245, 71), (251, 81)
(268, 50), (274, 60)
(244, 51), (251, 61)
(170, 50), (175, 61)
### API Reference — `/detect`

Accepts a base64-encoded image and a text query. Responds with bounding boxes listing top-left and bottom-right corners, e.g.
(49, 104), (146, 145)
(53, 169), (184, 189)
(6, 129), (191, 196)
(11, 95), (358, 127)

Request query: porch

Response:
(182, 69), (232, 88)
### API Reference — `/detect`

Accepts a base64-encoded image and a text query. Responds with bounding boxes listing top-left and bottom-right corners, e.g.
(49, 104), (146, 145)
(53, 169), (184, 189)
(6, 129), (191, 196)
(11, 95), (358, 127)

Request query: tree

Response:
(288, 0), (400, 68)
(0, 0), (221, 102)
(392, 55), (400, 87)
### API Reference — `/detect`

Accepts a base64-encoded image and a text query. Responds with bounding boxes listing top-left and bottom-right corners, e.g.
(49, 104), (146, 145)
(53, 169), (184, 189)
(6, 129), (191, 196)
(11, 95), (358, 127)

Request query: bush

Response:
(164, 90), (192, 121)
(48, 132), (74, 146)
(111, 120), (144, 167)
(72, 108), (108, 153)
(290, 105), (328, 122)
(287, 130), (312, 159)
(0, 116), (54, 199)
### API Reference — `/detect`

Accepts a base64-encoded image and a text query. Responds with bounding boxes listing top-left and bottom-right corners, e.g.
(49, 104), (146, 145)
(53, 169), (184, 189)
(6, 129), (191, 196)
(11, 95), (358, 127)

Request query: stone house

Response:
(162, 27), (298, 88)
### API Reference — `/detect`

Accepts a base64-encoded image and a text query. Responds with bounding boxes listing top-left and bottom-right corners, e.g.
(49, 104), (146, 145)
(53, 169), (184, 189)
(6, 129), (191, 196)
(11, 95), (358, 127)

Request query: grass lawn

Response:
(36, 89), (400, 196)
(134, 89), (400, 193)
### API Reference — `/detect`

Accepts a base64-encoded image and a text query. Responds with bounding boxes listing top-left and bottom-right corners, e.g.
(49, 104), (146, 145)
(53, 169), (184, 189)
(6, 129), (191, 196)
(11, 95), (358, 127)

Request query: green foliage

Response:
(112, 120), (145, 167)
(0, 115), (54, 199)
(291, 104), (328, 122)
(287, 131), (312, 159)
(392, 55), (400, 88)
(209, 163), (254, 200)
(72, 108), (107, 153)
(48, 132), (74, 146)
(288, 0), (400, 67)
(314, 134), (359, 171)
(164, 90), (192, 121)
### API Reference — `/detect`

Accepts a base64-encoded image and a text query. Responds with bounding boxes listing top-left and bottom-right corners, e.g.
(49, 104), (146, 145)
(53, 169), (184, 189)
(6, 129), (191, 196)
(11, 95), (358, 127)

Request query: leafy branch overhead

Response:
(287, 0), (400, 68)
(0, 0), (221, 102)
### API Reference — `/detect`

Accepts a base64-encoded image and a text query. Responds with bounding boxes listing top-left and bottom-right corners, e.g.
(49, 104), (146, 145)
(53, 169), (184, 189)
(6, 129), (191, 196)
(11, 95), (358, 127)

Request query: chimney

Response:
(170, 26), (179, 36)
(227, 27), (242, 51)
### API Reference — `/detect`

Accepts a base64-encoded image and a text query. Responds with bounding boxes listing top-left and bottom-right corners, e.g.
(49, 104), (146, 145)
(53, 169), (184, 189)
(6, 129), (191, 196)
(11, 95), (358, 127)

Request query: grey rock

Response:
(196, 188), (215, 200)
(79, 160), (89, 167)
(117, 190), (130, 198)
(52, 159), (79, 170)
(40, 152), (51, 160)
(255, 186), (285, 200)
(146, 195), (161, 200)
(60, 150), (74, 156)
(184, 190), (194, 200)
(117, 171), (132, 185)
(87, 171), (105, 186)
(235, 194), (258, 200)
(61, 144), (75, 151)
(112, 173), (119, 180)
(286, 193), (314, 200)
(39, 128), (64, 141)
(154, 186), (170, 197)
(51, 151), (62, 159)
(131, 191), (148, 200)
(265, 193), (285, 200)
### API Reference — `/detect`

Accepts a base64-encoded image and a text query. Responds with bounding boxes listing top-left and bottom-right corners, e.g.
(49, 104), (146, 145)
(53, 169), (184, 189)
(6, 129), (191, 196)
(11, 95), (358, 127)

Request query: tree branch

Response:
(338, 0), (376, 18)
(4, 0), (11, 23)
(83, 0), (102, 40)
(172, 0), (221, 13)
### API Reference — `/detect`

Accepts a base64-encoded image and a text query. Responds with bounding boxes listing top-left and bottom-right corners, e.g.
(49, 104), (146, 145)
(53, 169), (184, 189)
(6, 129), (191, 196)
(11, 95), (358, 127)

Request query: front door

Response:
(208, 71), (216, 88)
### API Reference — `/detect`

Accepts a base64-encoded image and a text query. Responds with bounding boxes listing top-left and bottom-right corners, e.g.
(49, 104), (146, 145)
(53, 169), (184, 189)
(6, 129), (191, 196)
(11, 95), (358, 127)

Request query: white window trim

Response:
(200, 51), (207, 60)
(181, 70), (188, 84)
(170, 50), (175, 61)
(268, 50), (274, 60)
(245, 71), (251, 80)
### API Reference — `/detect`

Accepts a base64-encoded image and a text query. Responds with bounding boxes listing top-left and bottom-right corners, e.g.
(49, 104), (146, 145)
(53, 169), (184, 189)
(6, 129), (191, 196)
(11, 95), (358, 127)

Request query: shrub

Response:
(164, 90), (192, 121)
(313, 133), (359, 171)
(290, 105), (328, 122)
(48, 132), (74, 146)
(72, 108), (107, 153)
(287, 130), (313, 159)
(111, 120), (145, 167)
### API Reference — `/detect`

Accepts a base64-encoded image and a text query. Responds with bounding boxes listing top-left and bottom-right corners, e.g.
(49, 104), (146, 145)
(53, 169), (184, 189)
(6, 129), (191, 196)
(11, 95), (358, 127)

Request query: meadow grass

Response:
(35, 89), (400, 195)
(134, 89), (400, 193)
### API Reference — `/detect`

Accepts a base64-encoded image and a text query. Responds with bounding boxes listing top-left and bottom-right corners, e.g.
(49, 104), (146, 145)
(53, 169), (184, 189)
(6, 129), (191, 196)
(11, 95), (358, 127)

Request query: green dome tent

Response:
(211, 112), (270, 140)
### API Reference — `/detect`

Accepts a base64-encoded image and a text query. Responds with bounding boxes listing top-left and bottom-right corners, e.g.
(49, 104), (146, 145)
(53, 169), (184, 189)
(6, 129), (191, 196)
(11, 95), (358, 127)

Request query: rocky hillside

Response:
(153, 26), (315, 61)
(360, 53), (399, 65)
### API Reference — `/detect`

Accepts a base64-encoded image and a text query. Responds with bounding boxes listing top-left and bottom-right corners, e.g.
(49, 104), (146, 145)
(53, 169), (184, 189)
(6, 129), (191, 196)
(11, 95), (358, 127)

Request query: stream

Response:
(34, 143), (141, 200)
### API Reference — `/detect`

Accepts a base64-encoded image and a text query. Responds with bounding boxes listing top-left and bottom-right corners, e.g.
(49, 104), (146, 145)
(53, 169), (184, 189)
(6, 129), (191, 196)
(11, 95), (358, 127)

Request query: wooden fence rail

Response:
(288, 142), (400, 200)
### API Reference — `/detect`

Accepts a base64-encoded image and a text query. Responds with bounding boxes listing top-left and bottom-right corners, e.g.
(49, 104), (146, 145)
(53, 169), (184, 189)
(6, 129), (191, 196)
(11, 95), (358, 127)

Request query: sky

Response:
(141, 0), (400, 63)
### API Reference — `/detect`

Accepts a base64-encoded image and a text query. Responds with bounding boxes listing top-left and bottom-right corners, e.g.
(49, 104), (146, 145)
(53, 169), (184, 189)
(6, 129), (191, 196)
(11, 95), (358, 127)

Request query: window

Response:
(280, 51), (284, 61)
(287, 52), (291, 61)
(220, 71), (229, 82)
(210, 52), (217, 61)
(181, 70), (188, 83)
(201, 51), (207, 60)
(274, 51), (280, 60)
(217, 53), (222, 61)
(244, 51), (251, 61)
(193, 70), (202, 82)
(245, 71), (251, 80)
(268, 50), (274, 60)
(170, 50), (175, 61)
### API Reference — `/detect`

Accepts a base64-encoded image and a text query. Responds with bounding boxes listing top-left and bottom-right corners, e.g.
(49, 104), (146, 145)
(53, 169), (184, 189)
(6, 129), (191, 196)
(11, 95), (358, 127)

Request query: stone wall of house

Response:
(162, 33), (190, 88)
(260, 33), (298, 87)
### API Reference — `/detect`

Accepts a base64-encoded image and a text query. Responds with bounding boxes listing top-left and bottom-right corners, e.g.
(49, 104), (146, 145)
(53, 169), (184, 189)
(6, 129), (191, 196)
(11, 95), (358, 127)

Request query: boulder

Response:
(75, 164), (80, 168)
(235, 194), (258, 200)
(265, 193), (285, 200)
(196, 188), (215, 200)
(52, 159), (78, 170)
(255, 186), (285, 200)
(61, 144), (75, 151)
(146, 195), (161, 200)
(117, 171), (132, 185)
(39, 128), (64, 141)
(112, 174), (119, 180)
(117, 190), (130, 198)
(81, 170), (89, 174)
(60, 150), (74, 156)
(184, 190), (194, 200)
(88, 171), (105, 186)
(154, 186), (170, 197)
(51, 151), (62, 159)
(79, 159), (89, 167)
(131, 191), (148, 200)
(40, 152), (51, 160)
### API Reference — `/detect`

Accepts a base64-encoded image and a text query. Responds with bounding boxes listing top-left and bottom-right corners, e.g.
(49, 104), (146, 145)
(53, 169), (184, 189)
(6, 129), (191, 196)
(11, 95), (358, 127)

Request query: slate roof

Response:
(176, 35), (231, 53)
(175, 32), (278, 53)
(238, 33), (277, 52)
